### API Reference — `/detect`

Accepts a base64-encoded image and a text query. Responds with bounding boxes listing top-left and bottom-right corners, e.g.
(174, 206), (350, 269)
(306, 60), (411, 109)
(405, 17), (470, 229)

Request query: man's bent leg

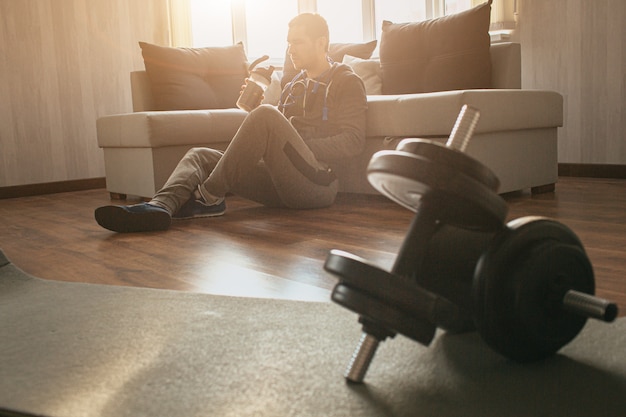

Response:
(201, 105), (338, 209)
(95, 147), (223, 232)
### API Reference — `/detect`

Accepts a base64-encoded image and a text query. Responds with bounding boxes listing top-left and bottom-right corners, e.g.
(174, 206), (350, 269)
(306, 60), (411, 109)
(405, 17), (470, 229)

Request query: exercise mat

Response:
(0, 250), (624, 417)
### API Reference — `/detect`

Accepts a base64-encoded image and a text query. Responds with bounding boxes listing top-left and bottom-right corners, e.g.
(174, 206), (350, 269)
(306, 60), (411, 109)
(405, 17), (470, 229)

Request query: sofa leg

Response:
(109, 192), (127, 200)
(531, 183), (555, 194)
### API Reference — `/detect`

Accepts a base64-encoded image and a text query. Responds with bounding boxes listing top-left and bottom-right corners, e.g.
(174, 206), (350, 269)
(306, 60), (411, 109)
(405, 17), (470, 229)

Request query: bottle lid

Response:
(253, 65), (275, 83)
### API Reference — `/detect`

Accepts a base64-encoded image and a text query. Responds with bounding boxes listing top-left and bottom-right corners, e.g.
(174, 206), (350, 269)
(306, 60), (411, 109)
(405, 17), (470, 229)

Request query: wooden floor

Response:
(0, 177), (624, 317)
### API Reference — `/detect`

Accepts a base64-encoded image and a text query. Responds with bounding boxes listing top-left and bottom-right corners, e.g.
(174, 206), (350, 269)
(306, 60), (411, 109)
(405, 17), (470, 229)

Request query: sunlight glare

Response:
(198, 260), (330, 302)
(190, 0), (233, 47)
(317, 0), (363, 43)
(244, 0), (297, 59)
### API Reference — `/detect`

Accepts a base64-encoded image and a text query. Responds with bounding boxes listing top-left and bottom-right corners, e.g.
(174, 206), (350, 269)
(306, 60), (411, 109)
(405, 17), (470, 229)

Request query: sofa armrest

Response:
(489, 42), (521, 89)
(97, 109), (247, 148)
(130, 71), (154, 112)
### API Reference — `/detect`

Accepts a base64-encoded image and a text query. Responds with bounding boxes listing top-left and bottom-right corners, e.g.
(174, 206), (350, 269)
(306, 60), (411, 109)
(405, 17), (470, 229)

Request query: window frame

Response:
(174, 0), (513, 62)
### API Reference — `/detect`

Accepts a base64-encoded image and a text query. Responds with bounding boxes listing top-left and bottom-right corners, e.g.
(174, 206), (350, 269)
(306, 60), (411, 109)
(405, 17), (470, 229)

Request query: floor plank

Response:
(0, 177), (624, 316)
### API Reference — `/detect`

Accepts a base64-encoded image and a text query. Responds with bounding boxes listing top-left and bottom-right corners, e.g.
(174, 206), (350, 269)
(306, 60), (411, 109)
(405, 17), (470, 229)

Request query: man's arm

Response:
(303, 70), (368, 162)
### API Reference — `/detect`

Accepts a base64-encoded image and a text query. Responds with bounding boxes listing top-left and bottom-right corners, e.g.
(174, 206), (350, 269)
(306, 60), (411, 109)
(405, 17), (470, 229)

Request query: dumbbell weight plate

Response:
(332, 284), (436, 345)
(325, 250), (471, 339)
(325, 250), (439, 344)
(396, 139), (500, 191)
(473, 217), (594, 362)
(367, 149), (508, 231)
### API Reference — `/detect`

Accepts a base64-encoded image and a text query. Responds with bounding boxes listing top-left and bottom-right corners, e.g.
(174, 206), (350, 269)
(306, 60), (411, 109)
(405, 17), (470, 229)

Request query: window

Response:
(445, 0), (474, 15)
(316, 0), (363, 43)
(186, 0), (488, 61)
(189, 0), (233, 47)
(243, 0), (298, 58)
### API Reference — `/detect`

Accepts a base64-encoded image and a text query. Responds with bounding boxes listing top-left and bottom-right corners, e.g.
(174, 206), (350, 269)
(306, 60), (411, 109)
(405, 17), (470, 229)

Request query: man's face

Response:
(287, 25), (325, 71)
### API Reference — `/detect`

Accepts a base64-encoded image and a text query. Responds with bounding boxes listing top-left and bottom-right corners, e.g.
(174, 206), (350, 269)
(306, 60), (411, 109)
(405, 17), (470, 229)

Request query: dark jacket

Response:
(278, 63), (367, 163)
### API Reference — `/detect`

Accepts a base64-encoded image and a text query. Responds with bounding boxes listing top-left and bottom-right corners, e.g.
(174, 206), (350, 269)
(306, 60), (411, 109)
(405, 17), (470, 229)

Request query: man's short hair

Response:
(288, 13), (329, 51)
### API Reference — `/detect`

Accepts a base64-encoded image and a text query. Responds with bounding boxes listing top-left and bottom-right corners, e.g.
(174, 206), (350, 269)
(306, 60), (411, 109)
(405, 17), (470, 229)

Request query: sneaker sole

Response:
(95, 206), (171, 233)
(173, 210), (225, 220)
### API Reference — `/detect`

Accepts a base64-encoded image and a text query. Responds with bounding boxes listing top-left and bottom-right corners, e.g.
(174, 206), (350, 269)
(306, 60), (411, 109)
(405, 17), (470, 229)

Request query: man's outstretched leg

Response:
(94, 198), (226, 233)
(95, 148), (225, 233)
(94, 203), (173, 233)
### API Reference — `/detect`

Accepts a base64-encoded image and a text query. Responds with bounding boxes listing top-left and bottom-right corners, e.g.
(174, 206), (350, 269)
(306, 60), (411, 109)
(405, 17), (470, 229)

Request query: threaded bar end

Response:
(563, 290), (618, 322)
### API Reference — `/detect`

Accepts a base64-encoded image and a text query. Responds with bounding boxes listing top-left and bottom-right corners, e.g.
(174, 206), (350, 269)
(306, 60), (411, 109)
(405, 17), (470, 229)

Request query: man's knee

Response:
(185, 147), (221, 165)
(185, 147), (205, 157)
(248, 104), (284, 123)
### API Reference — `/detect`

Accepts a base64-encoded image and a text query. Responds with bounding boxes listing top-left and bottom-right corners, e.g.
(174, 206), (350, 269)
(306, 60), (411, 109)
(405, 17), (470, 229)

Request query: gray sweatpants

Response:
(151, 105), (339, 214)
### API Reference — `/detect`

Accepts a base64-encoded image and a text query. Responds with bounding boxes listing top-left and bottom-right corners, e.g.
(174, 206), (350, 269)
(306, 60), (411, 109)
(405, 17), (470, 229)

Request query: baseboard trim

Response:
(1, 164), (624, 200)
(0, 178), (106, 200)
(558, 163), (626, 179)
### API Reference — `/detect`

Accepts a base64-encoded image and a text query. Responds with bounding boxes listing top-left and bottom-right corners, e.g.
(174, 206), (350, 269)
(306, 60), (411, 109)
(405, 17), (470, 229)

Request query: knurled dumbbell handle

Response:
(344, 332), (380, 383)
(563, 290), (618, 322)
(446, 105), (480, 152)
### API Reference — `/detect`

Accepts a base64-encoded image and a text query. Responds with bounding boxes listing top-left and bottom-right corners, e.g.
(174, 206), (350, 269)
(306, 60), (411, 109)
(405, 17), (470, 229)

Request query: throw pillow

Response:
(139, 41), (248, 110)
(380, 0), (492, 95)
(342, 55), (382, 95)
(281, 40), (377, 87)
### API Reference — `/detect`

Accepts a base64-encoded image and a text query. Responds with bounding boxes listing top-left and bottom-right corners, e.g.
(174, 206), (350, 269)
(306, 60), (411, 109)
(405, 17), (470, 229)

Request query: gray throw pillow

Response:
(139, 41), (248, 110)
(380, 0), (492, 95)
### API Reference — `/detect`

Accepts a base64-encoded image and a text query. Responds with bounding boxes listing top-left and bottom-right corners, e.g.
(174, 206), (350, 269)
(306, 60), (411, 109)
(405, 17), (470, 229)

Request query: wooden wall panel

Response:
(0, 0), (169, 187)
(518, 0), (626, 164)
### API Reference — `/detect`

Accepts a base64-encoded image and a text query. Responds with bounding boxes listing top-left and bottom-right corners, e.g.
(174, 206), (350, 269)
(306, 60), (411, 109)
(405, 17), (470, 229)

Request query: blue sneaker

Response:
(95, 203), (171, 233)
(173, 198), (226, 220)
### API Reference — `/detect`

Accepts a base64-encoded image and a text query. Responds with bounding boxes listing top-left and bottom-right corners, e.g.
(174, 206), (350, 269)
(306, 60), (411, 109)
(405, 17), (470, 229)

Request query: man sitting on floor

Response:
(95, 12), (367, 233)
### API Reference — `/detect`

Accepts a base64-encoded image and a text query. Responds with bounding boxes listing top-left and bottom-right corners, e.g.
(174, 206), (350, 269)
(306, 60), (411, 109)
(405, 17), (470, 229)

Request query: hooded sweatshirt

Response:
(278, 62), (367, 163)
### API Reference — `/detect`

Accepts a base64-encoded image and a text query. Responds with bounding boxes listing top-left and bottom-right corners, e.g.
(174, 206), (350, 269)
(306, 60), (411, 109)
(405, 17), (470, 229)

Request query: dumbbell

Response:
(324, 105), (618, 383)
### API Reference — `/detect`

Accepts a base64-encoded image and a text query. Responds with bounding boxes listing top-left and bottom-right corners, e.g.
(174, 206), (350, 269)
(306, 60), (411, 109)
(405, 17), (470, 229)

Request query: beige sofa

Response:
(97, 42), (563, 199)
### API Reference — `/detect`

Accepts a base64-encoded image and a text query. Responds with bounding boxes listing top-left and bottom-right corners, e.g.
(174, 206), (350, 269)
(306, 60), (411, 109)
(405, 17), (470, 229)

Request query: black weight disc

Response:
(396, 139), (500, 191)
(325, 250), (439, 316)
(367, 151), (508, 231)
(324, 250), (466, 339)
(473, 217), (594, 362)
(331, 284), (436, 345)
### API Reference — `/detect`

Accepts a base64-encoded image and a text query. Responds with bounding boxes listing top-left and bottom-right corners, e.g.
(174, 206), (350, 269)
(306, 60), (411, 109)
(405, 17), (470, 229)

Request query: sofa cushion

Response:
(139, 41), (248, 111)
(281, 41), (377, 87)
(380, 0), (492, 95)
(365, 89), (563, 138)
(342, 55), (382, 95)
